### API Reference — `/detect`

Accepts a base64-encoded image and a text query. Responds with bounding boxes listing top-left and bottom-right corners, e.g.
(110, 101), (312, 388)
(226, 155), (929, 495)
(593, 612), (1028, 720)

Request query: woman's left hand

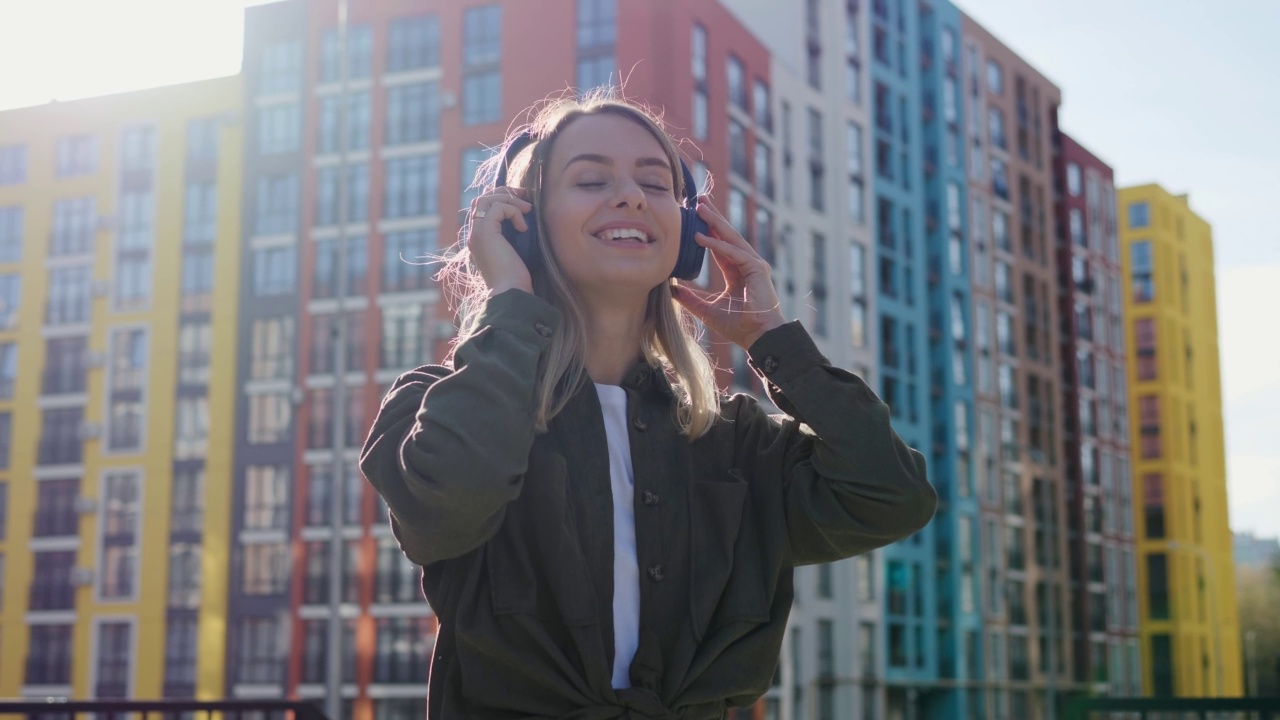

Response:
(671, 199), (787, 350)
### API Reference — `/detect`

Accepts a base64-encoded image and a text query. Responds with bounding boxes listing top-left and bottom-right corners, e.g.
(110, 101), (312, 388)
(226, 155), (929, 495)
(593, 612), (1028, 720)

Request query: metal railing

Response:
(1064, 696), (1280, 720)
(0, 700), (329, 720)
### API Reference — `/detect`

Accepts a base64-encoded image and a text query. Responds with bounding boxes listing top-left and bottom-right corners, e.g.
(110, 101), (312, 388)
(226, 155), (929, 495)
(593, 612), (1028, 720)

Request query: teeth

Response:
(599, 228), (649, 242)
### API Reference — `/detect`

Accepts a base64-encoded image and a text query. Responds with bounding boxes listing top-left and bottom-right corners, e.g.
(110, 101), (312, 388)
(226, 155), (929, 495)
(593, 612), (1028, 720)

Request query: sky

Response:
(2, 0), (1276, 536)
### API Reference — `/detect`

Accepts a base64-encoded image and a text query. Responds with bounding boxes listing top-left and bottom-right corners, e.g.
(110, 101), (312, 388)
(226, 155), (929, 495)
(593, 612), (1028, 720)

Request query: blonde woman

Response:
(360, 90), (936, 719)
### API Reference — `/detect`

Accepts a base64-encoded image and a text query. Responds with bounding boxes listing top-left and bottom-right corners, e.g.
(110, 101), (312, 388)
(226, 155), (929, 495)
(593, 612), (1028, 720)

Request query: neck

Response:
(580, 291), (650, 386)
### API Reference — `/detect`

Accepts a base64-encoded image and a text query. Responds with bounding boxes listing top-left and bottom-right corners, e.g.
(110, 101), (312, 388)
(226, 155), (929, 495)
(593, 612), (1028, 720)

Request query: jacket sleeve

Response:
(359, 289), (562, 567)
(733, 321), (937, 566)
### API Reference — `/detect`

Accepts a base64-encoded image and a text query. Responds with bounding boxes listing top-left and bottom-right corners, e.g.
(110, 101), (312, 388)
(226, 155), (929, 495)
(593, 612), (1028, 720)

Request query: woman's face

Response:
(539, 113), (683, 300)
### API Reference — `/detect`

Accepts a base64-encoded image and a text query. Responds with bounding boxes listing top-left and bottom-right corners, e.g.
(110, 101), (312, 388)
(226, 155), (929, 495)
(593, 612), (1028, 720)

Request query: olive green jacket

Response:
(360, 289), (936, 720)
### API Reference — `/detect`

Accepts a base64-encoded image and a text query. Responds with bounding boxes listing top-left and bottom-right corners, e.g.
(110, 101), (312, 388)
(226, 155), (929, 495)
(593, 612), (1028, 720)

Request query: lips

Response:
(592, 222), (656, 244)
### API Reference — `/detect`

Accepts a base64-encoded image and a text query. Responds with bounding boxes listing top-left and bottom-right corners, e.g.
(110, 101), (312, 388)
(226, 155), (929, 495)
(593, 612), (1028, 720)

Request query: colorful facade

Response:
(1118, 183), (1242, 698)
(1053, 133), (1141, 696)
(0, 75), (243, 701)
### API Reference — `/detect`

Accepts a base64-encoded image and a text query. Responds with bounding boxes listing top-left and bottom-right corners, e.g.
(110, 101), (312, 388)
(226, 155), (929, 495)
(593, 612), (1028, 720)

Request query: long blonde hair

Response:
(440, 89), (720, 439)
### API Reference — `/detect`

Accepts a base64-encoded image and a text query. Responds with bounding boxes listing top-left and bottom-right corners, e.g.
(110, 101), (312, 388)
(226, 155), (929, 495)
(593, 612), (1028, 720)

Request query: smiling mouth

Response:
(595, 228), (654, 244)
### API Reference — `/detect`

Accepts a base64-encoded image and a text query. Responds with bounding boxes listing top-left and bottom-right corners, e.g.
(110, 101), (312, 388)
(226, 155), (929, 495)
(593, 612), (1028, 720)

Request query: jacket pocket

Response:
(485, 449), (598, 625)
(689, 469), (771, 639)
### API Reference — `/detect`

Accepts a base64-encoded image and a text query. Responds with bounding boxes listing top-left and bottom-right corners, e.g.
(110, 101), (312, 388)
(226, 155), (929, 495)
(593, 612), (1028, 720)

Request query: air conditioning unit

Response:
(69, 567), (95, 586)
(78, 421), (103, 440)
(91, 279), (111, 298)
(95, 214), (117, 232)
(85, 351), (107, 368)
(74, 496), (97, 514)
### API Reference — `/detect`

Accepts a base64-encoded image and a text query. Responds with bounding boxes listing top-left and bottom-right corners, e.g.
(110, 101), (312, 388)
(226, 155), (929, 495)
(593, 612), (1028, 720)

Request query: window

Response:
(247, 392), (292, 445)
(1135, 318), (1157, 380)
(388, 15), (441, 72)
(692, 90), (709, 141)
(1131, 240), (1154, 302)
(463, 5), (502, 66)
(318, 25), (372, 84)
(0, 145), (26, 185)
(307, 387), (366, 449)
(174, 392), (208, 458)
(727, 55), (747, 111)
(812, 233), (828, 336)
(50, 197), (95, 257)
(39, 407), (82, 465)
(243, 542), (289, 595)
(35, 479), (80, 537)
(376, 536), (422, 603)
(30, 550), (76, 610)
(1151, 634), (1173, 696)
(382, 304), (426, 371)
(56, 134), (97, 177)
(0, 412), (9, 470)
(99, 471), (141, 600)
(244, 466), (290, 530)
(305, 465), (362, 528)
(250, 317), (295, 381)
(383, 229), (436, 293)
(313, 237), (369, 298)
(259, 40), (301, 95)
(300, 619), (357, 683)
(186, 117), (219, 163)
(114, 253), (152, 311)
(120, 125), (155, 172)
(317, 91), (371, 154)
(309, 311), (363, 375)
(236, 616), (284, 684)
(26, 624), (73, 685)
(986, 60), (1003, 95)
(0, 206), (22, 262)
(93, 620), (132, 697)
(165, 616), (199, 689)
(257, 104), (301, 155)
(1139, 394), (1160, 458)
(1147, 553), (1169, 620)
(0, 273), (19, 327)
(728, 120), (750, 180)
(374, 617), (433, 683)
(1128, 201), (1149, 228)
(1143, 473), (1164, 539)
(0, 342), (14, 399)
(1066, 163), (1082, 196)
(254, 174), (298, 235)
(463, 72), (502, 126)
(576, 0), (617, 90)
(691, 24), (707, 82)
(990, 157), (1009, 199)
(252, 245), (297, 297)
(753, 79), (772, 129)
(384, 155), (440, 218)
(808, 108), (825, 212)
(460, 147), (491, 209)
(183, 182), (217, 246)
(107, 329), (147, 452)
(386, 83), (441, 145)
(171, 468), (204, 535)
(178, 322), (212, 385)
(988, 107), (1007, 150)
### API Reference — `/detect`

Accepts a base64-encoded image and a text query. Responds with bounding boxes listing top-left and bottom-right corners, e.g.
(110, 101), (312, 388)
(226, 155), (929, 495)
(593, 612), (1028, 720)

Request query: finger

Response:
(670, 283), (715, 321)
(483, 188), (533, 211)
(696, 231), (762, 271)
(476, 200), (529, 232)
(696, 203), (754, 252)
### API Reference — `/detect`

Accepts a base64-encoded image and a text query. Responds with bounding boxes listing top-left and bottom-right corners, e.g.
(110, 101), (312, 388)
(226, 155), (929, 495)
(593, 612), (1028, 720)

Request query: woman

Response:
(360, 90), (936, 720)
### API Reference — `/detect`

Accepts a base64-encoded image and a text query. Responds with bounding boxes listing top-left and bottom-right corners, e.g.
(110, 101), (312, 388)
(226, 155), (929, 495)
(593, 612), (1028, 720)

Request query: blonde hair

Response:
(440, 88), (720, 439)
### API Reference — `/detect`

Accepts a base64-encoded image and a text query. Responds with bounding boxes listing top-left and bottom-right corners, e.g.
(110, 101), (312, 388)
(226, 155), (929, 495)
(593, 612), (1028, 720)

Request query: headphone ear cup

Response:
(500, 210), (539, 269)
(671, 207), (709, 280)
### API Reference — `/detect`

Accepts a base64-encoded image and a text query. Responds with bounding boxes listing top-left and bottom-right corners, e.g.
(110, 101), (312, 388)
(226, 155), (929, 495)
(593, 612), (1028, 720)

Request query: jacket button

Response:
(643, 490), (659, 506)
(647, 564), (664, 582)
(534, 321), (552, 337)
(761, 355), (780, 374)
(631, 417), (648, 431)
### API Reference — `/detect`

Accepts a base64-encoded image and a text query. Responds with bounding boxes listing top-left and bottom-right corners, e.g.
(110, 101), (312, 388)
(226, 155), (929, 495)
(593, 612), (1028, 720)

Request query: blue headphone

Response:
(493, 131), (708, 281)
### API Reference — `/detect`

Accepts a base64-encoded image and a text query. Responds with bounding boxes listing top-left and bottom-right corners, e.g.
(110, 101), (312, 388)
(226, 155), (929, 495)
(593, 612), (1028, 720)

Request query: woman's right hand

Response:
(467, 187), (535, 297)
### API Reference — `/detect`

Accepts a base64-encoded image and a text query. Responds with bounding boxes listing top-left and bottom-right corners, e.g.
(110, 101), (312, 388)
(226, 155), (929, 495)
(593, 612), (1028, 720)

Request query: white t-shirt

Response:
(594, 383), (640, 689)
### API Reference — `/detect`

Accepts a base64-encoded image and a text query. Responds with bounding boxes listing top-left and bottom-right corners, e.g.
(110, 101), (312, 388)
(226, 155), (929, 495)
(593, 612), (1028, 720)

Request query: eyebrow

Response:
(562, 153), (672, 172)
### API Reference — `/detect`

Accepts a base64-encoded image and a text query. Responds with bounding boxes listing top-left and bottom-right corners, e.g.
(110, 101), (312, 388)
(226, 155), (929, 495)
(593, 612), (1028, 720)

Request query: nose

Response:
(612, 177), (646, 210)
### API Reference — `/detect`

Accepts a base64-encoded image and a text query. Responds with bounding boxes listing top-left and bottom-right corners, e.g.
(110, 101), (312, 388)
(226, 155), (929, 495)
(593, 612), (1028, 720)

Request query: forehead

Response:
(546, 113), (669, 167)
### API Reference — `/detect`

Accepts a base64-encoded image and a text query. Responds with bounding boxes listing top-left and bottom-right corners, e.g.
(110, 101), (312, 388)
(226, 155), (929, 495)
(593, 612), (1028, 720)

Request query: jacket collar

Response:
(620, 359), (674, 398)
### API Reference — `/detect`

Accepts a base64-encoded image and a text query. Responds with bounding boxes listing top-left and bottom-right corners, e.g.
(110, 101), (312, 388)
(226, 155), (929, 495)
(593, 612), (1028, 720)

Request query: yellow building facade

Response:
(1118, 184), (1242, 697)
(0, 76), (242, 700)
